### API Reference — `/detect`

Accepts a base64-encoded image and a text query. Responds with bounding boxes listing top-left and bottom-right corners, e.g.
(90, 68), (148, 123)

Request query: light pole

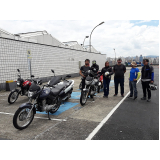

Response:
(113, 48), (116, 64)
(89, 21), (104, 52)
(83, 36), (89, 47)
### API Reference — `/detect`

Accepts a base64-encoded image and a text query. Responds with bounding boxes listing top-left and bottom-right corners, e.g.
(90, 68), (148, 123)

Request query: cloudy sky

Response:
(0, 20), (159, 58)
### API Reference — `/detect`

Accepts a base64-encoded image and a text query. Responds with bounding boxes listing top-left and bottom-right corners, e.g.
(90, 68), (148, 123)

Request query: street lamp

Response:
(113, 48), (116, 64)
(89, 21), (104, 52)
(83, 36), (89, 46)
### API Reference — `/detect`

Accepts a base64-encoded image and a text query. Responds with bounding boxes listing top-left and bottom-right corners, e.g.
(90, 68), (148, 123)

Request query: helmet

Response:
(92, 60), (96, 65)
(149, 83), (157, 90)
(105, 72), (109, 77)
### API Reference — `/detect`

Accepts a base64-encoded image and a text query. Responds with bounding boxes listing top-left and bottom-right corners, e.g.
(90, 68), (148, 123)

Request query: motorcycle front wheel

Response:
(80, 91), (88, 106)
(13, 107), (34, 130)
(79, 82), (82, 90)
(8, 90), (19, 104)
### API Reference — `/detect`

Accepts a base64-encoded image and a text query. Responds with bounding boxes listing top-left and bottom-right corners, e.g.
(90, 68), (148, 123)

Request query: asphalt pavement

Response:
(93, 67), (159, 140)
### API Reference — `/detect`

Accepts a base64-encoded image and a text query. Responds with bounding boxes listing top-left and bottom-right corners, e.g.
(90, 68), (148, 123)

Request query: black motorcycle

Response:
(13, 72), (74, 130)
(80, 70), (99, 106)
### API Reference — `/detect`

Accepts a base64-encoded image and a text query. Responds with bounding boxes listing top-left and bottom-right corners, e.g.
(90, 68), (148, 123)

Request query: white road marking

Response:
(0, 112), (66, 121)
(86, 78), (141, 140)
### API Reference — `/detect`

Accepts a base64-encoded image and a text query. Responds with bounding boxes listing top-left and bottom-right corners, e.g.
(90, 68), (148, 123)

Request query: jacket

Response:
(141, 64), (154, 81)
(99, 66), (113, 79)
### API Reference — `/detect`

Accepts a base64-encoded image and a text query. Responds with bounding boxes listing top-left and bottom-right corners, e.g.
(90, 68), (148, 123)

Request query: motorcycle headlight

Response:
(28, 91), (34, 98)
(85, 80), (91, 85)
(17, 81), (20, 86)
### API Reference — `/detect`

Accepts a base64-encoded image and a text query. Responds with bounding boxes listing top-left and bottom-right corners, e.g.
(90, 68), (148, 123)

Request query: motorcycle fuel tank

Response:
(39, 88), (51, 99)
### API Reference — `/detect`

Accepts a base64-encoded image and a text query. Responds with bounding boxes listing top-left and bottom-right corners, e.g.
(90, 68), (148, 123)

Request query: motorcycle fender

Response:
(19, 103), (36, 114)
(11, 88), (20, 93)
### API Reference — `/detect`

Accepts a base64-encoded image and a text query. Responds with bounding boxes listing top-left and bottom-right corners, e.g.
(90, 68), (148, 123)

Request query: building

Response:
(0, 27), (106, 90)
(139, 55), (143, 63)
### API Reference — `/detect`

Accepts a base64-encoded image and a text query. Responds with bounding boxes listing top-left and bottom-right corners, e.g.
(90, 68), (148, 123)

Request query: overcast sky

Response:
(0, 20), (159, 58)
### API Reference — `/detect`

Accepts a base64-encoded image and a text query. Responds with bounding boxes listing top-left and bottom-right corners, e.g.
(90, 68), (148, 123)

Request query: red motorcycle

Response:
(8, 69), (33, 104)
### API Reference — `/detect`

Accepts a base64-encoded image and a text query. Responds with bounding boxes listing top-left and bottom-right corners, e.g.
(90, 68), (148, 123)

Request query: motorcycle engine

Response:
(40, 99), (56, 112)
(90, 86), (96, 95)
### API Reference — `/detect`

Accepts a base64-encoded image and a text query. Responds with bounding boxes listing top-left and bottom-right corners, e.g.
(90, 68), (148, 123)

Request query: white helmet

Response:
(105, 72), (109, 77)
(149, 83), (157, 90)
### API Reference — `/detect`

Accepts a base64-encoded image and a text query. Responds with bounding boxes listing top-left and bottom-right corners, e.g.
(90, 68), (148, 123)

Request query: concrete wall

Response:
(0, 36), (106, 90)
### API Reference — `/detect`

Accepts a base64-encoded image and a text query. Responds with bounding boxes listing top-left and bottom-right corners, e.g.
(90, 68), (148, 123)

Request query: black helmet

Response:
(149, 83), (157, 90)
(92, 60), (96, 65)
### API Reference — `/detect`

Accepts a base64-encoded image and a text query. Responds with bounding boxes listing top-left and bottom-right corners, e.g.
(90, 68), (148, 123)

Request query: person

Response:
(79, 59), (91, 90)
(113, 58), (126, 97)
(91, 60), (99, 73)
(99, 61), (113, 98)
(141, 59), (154, 102)
(128, 61), (141, 100)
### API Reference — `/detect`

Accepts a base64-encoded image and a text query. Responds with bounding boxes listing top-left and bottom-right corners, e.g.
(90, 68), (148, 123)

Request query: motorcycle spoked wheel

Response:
(49, 97), (62, 114)
(8, 90), (19, 104)
(80, 91), (88, 106)
(13, 107), (34, 130)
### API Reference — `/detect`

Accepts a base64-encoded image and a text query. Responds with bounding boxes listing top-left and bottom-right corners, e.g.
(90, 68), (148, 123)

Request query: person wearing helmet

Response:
(128, 61), (141, 100)
(141, 59), (154, 102)
(79, 59), (91, 90)
(98, 61), (113, 98)
(91, 60), (99, 73)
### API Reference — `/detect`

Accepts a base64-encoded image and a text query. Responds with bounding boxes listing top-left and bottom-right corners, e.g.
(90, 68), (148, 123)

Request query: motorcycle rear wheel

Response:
(50, 97), (62, 114)
(8, 90), (19, 104)
(13, 107), (34, 130)
(80, 91), (88, 106)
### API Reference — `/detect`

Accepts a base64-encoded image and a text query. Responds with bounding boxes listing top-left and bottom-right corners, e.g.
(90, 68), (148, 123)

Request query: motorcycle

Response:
(8, 69), (38, 104)
(80, 70), (98, 106)
(13, 70), (74, 130)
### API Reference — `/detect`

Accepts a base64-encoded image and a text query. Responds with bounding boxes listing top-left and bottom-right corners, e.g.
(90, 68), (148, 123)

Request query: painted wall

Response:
(0, 37), (106, 89)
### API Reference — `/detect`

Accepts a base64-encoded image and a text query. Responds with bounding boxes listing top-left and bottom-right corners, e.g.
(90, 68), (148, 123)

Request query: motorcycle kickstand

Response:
(48, 112), (51, 120)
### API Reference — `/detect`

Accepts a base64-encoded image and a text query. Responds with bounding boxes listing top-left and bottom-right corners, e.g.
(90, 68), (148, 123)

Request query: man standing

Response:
(91, 60), (99, 73)
(79, 59), (91, 90)
(141, 59), (154, 102)
(128, 61), (141, 100)
(99, 61), (113, 98)
(113, 58), (126, 97)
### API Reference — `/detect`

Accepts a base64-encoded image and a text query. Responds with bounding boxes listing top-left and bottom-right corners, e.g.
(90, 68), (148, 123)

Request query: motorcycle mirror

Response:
(51, 69), (54, 73)
(17, 69), (20, 72)
(31, 75), (35, 77)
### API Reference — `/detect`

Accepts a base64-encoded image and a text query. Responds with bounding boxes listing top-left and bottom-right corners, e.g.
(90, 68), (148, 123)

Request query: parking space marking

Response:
(86, 78), (141, 140)
(0, 112), (66, 121)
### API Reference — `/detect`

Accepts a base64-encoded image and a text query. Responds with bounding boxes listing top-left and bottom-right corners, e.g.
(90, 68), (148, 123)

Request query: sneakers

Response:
(133, 96), (137, 100)
(113, 94), (117, 96)
(147, 99), (151, 102)
(127, 95), (133, 98)
(103, 96), (108, 98)
(141, 97), (146, 100)
(121, 94), (124, 97)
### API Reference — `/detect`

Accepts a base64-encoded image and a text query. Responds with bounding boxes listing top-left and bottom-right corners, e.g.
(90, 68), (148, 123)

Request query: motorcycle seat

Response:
(51, 85), (65, 96)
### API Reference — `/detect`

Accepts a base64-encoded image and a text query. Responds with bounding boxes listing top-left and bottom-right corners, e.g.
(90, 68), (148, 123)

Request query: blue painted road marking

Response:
(36, 102), (79, 116)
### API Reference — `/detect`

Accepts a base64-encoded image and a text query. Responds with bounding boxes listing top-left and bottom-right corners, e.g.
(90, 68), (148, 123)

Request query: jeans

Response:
(114, 77), (124, 95)
(103, 78), (110, 96)
(142, 81), (151, 99)
(82, 78), (85, 90)
(129, 81), (137, 97)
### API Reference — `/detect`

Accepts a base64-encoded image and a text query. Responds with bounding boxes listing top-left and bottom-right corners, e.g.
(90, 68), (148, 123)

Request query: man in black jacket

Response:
(113, 58), (126, 97)
(99, 61), (113, 98)
(79, 59), (91, 90)
(91, 60), (99, 73)
(141, 59), (154, 102)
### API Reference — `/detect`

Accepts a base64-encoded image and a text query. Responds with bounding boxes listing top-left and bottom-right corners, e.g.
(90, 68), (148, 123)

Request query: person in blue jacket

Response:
(128, 61), (141, 100)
